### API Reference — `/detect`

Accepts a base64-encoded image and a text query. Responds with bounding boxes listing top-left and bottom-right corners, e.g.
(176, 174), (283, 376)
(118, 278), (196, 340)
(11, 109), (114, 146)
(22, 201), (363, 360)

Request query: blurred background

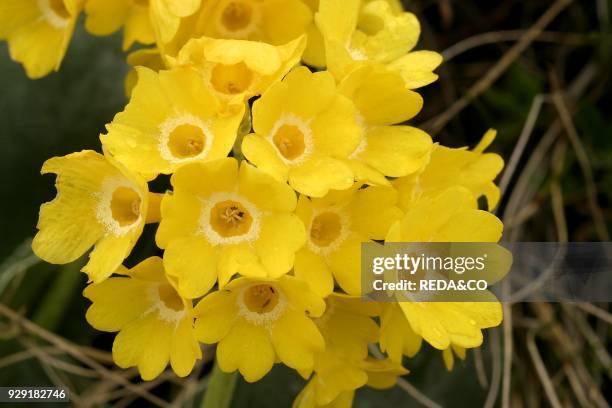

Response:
(0, 0), (611, 406)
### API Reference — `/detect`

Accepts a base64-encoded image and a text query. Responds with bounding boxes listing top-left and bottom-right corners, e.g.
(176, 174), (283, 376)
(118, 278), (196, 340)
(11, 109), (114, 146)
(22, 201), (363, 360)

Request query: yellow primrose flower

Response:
(124, 47), (165, 96)
(386, 187), (504, 350)
(315, 0), (442, 85)
(0, 0), (81, 78)
(170, 35), (306, 108)
(84, 0), (154, 50)
(193, 275), (325, 382)
(149, 0), (201, 45)
(156, 158), (306, 298)
(295, 186), (402, 296)
(294, 295), (407, 407)
(194, 0), (312, 46)
(32, 150), (152, 283)
(294, 356), (406, 408)
(394, 129), (505, 211)
(242, 66), (362, 197)
(338, 64), (432, 185)
(379, 303), (422, 362)
(301, 0), (405, 69)
(101, 66), (244, 180)
(84, 257), (201, 380)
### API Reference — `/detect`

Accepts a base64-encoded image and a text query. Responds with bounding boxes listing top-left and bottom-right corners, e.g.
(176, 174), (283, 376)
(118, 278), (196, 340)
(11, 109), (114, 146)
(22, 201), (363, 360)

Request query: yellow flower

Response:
(242, 66), (361, 197)
(156, 158), (306, 298)
(301, 0), (405, 69)
(170, 35), (306, 108)
(84, 0), (154, 50)
(294, 295), (407, 407)
(0, 0), (81, 78)
(124, 47), (165, 97)
(84, 257), (201, 380)
(193, 275), (325, 382)
(294, 356), (406, 408)
(379, 303), (422, 362)
(394, 129), (505, 211)
(32, 150), (152, 283)
(149, 0), (201, 45)
(101, 66), (244, 180)
(386, 187), (504, 350)
(338, 64), (432, 185)
(194, 0), (312, 46)
(315, 0), (442, 84)
(295, 185), (402, 296)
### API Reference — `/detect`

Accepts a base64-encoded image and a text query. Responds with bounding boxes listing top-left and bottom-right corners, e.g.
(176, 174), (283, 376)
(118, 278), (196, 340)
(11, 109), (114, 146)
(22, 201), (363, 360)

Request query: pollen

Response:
(273, 125), (306, 160)
(244, 284), (279, 313)
(168, 124), (206, 159)
(159, 114), (213, 163)
(210, 200), (253, 238)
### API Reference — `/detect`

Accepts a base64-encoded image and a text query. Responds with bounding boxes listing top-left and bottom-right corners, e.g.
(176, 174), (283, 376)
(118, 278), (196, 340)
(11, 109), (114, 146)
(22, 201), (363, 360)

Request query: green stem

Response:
(201, 361), (238, 408)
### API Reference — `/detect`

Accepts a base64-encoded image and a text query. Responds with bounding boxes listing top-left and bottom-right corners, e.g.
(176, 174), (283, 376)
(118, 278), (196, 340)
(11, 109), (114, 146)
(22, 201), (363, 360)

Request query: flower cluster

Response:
(3, 0), (506, 405)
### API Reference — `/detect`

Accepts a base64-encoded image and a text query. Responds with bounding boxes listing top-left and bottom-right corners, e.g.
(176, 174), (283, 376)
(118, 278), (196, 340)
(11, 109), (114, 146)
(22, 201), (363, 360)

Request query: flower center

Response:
(211, 63), (253, 95)
(48, 0), (70, 19)
(243, 284), (280, 314)
(168, 123), (206, 159)
(110, 186), (141, 227)
(158, 284), (183, 312)
(210, 200), (253, 238)
(221, 0), (254, 31)
(310, 211), (342, 247)
(273, 125), (306, 160)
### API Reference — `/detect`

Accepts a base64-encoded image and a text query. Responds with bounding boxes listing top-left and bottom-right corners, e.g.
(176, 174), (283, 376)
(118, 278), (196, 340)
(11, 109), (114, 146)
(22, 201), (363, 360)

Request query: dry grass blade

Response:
(575, 303), (612, 325)
(526, 329), (563, 408)
(498, 94), (549, 202)
(424, 0), (574, 134)
(483, 329), (502, 408)
(550, 76), (610, 241)
(442, 30), (590, 62)
(473, 347), (488, 388)
(0, 303), (170, 408)
(396, 378), (443, 408)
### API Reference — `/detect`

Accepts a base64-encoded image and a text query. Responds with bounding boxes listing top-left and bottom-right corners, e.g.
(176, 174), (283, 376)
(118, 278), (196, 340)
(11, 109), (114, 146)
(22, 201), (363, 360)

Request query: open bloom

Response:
(33, 150), (151, 283)
(0, 0), (81, 78)
(315, 0), (442, 85)
(385, 187), (504, 350)
(84, 0), (154, 50)
(101, 66), (244, 180)
(295, 185), (402, 296)
(193, 276), (325, 382)
(378, 303), (422, 362)
(84, 257), (201, 380)
(294, 294), (407, 407)
(149, 0), (201, 46)
(170, 35), (306, 108)
(338, 64), (432, 185)
(156, 158), (306, 298)
(194, 0), (312, 46)
(394, 129), (505, 212)
(242, 66), (361, 197)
